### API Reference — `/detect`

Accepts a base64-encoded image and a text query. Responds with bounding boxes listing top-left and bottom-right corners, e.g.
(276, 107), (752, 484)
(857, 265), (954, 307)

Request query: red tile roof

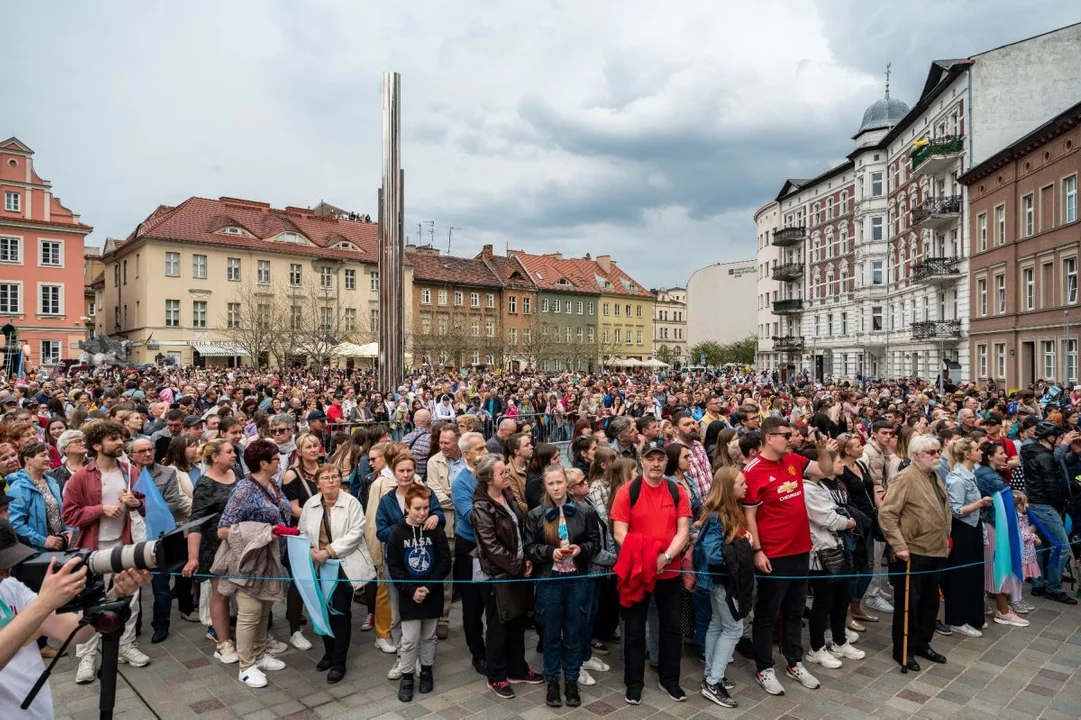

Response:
(483, 254), (536, 290)
(508, 251), (581, 292)
(556, 257), (654, 299)
(407, 250), (503, 288)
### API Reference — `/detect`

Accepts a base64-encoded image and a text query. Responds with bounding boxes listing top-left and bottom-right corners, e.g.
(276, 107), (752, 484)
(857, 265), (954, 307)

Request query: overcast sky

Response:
(5, 2), (1078, 287)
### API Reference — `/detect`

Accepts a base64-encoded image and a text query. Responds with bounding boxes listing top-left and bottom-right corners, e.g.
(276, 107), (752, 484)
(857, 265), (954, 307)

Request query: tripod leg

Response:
(98, 628), (121, 720)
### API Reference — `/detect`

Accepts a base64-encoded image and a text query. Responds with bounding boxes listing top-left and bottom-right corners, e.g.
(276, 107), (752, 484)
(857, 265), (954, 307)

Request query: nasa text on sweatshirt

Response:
(384, 520), (452, 621)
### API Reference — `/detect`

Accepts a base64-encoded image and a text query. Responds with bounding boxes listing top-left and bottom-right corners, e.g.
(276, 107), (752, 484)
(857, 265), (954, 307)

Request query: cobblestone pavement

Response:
(51, 590), (1081, 720)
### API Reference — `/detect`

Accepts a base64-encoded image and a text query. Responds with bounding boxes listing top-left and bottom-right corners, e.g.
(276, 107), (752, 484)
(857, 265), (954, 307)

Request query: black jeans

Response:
(809, 573), (850, 650)
(484, 591), (530, 683)
(890, 554), (945, 659)
(622, 577), (681, 691)
(151, 570), (172, 632)
(752, 552), (809, 671)
(455, 536), (489, 660)
(321, 568), (352, 669)
(286, 583), (304, 635)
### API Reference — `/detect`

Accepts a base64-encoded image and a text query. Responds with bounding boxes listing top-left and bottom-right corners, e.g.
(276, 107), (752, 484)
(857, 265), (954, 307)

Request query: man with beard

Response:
(673, 412), (712, 499)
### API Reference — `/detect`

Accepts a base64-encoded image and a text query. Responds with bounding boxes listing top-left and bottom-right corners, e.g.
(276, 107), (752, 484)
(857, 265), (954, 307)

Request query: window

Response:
(872, 261), (883, 285)
(320, 267), (333, 289)
(469, 318), (479, 337)
(994, 205), (1006, 245)
(1022, 194), (1034, 237)
(977, 344), (988, 378)
(39, 340), (60, 366)
(602, 302), (609, 316)
(454, 291), (463, 306)
(636, 330), (643, 345)
(421, 288), (431, 304)
(994, 343), (1006, 379)
(871, 173), (883, 197)
(227, 302), (241, 329)
(486, 293), (494, 309)
(522, 296), (531, 314)
(567, 300), (574, 314)
(871, 217), (883, 241)
(588, 302), (595, 315)
(508, 295), (517, 313)
(163, 251), (180, 276)
(576, 327), (583, 342)
(370, 271), (380, 291)
(470, 292), (479, 308)
(485, 319), (495, 337)
(371, 308), (379, 331)
(1022, 267), (1035, 310)
(165, 299), (180, 327)
(1042, 340), (1056, 380)
(437, 289), (447, 305)
(554, 300), (561, 314)
(587, 327), (595, 343)
(319, 307), (333, 333)
(871, 306), (883, 331)
(978, 278), (987, 316)
(0, 283), (20, 314)
(614, 303), (621, 316)
(614, 329), (622, 344)
(1066, 176), (1078, 224)
(1066, 258), (1078, 304)
(252, 260), (268, 285)
(625, 304), (631, 317)
(0, 236), (21, 263)
(576, 301), (583, 315)
(4, 192), (20, 212)
(289, 263), (302, 286)
(977, 213), (988, 252)
(636, 304), (643, 318)
(344, 308), (356, 332)
(290, 305), (302, 331)
(40, 240), (62, 267)
(995, 274), (1006, 314)
(88, 301), (96, 316)
(192, 300), (207, 328)
(122, 260), (127, 284)
(344, 268), (356, 290)
(193, 254), (207, 279)
(39, 285), (61, 315)
(227, 257), (241, 282)
(841, 311), (848, 335)
(540, 298), (550, 313)
(827, 313), (834, 336)
(1067, 339), (1079, 382)
(509, 327), (518, 345)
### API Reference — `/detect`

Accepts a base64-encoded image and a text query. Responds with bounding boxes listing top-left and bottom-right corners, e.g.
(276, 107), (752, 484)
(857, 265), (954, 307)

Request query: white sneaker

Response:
(804, 648), (842, 669)
(239, 665), (268, 688)
(374, 637), (398, 654)
(864, 597), (894, 614)
(845, 628), (860, 644)
(1009, 600), (1034, 615)
(256, 654), (286, 671)
(785, 662), (821, 689)
(828, 642), (866, 660)
(951, 624), (983, 638)
(289, 630), (312, 651)
(578, 668), (596, 686)
(76, 655), (97, 684)
(994, 611), (1030, 628)
(755, 668), (785, 696)
(214, 640), (239, 664)
(387, 661), (404, 680)
(118, 644), (150, 668)
(265, 637), (288, 655)
(582, 655), (610, 672)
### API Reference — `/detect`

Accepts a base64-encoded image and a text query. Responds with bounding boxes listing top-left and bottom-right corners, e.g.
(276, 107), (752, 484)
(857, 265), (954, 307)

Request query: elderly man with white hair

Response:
(402, 409), (433, 480)
(877, 434), (952, 672)
(47, 430), (88, 492)
(450, 431), (491, 676)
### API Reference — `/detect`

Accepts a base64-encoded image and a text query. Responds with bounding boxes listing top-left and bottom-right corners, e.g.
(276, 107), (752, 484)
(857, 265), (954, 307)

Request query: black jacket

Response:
(1022, 441), (1067, 512)
(471, 485), (531, 622)
(523, 501), (600, 577)
(385, 520), (451, 621)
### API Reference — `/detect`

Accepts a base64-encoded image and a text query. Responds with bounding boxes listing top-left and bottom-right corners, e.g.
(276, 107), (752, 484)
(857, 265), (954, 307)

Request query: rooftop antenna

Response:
(417, 221), (434, 248)
(885, 62), (892, 100)
(447, 226), (461, 254)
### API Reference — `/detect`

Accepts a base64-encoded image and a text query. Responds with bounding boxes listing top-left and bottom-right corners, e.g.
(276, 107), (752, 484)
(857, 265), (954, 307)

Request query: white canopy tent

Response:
(642, 358), (670, 368)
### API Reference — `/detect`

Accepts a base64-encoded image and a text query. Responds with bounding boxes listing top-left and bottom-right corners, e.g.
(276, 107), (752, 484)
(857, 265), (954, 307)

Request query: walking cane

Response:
(900, 557), (912, 674)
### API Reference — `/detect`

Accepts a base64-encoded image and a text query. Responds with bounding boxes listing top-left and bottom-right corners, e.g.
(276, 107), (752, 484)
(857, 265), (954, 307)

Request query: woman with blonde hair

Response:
(364, 442), (411, 657)
(942, 437), (992, 637)
(280, 432), (324, 652)
(710, 428), (739, 471)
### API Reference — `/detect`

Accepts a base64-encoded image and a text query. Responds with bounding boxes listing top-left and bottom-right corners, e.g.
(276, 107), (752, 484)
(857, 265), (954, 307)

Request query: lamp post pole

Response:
(378, 71), (405, 394)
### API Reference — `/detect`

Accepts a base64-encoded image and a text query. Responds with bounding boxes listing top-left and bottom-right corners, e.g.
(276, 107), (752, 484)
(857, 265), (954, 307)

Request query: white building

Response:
(686, 260), (757, 352)
(754, 201), (783, 372)
(652, 287), (688, 365)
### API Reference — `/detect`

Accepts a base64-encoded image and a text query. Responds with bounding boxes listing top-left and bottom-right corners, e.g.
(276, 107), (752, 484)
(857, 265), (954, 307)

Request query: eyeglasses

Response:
(768, 432), (793, 440)
(923, 450), (942, 457)
(271, 428), (290, 435)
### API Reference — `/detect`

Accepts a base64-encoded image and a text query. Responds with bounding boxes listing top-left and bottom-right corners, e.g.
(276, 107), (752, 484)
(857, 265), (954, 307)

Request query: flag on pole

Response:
(133, 467), (176, 539)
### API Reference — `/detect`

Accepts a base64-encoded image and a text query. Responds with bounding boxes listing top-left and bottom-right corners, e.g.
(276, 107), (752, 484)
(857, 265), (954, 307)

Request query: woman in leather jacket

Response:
(471, 454), (543, 699)
(524, 466), (600, 708)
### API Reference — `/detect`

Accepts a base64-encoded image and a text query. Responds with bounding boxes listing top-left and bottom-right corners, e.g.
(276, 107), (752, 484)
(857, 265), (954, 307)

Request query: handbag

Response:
(816, 544), (849, 579)
(680, 546), (696, 592)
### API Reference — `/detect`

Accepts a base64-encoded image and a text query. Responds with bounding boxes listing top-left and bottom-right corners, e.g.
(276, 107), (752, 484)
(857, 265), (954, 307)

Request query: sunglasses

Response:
(271, 428), (290, 435)
(768, 432), (793, 440)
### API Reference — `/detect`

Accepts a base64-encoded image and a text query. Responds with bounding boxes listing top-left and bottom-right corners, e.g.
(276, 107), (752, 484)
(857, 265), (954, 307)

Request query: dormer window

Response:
(603, 280), (612, 288)
(556, 278), (571, 286)
(278, 232), (302, 243)
(222, 227), (242, 235)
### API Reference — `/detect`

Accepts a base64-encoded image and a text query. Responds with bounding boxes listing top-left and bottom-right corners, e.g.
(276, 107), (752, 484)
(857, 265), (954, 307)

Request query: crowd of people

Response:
(0, 363), (1078, 712)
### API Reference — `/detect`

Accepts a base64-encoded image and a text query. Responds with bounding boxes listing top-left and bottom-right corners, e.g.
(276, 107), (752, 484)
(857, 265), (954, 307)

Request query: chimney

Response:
(481, 244), (494, 259)
(584, 252), (591, 260)
(596, 254), (611, 273)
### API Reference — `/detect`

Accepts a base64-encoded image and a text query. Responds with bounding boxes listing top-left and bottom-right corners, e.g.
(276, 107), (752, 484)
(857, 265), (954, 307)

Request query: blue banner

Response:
(134, 467), (175, 538)
(287, 535), (333, 637)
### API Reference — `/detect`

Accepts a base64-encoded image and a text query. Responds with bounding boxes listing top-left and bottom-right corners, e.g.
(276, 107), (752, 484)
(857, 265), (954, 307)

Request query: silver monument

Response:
(378, 71), (405, 393)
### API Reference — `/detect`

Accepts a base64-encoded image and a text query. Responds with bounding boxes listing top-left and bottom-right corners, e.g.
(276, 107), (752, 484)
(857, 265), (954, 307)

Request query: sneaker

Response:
(239, 665), (268, 689)
(935, 620), (953, 636)
(564, 679), (581, 707)
(290, 630), (312, 651)
(577, 668), (596, 686)
(582, 655), (610, 672)
(256, 654), (286, 671)
(76, 655), (97, 684)
(205, 627), (218, 642)
(828, 642), (866, 660)
(388, 659), (421, 680)
(374, 637), (398, 654)
(118, 644), (150, 668)
(951, 624), (983, 638)
(722, 676), (736, 690)
(361, 613), (375, 631)
(805, 648), (842, 669)
(180, 612), (200, 623)
(864, 597), (894, 614)
(845, 628), (860, 644)
(785, 662), (821, 690)
(508, 669), (544, 684)
(756, 668), (785, 696)
(993, 612), (1030, 628)
(625, 686), (642, 705)
(1010, 600), (1035, 615)
(590, 639), (609, 655)
(214, 640), (239, 664)
(702, 680), (739, 708)
(659, 680), (687, 701)
(487, 680), (515, 699)
(1046, 591), (1079, 605)
(40, 645), (60, 659)
(265, 637), (288, 655)
(546, 680), (562, 707)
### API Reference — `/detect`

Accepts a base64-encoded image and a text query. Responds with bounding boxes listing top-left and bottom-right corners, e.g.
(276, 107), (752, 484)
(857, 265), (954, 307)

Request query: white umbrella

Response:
(623, 358), (646, 368)
(642, 358), (670, 368)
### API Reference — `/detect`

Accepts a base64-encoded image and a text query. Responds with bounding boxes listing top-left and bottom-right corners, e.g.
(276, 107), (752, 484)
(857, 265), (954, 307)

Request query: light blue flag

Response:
(286, 535), (333, 637)
(134, 467), (175, 538)
(319, 559), (344, 616)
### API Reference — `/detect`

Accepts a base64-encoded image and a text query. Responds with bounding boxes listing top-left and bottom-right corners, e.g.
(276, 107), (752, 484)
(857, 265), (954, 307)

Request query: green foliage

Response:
(689, 335), (757, 367)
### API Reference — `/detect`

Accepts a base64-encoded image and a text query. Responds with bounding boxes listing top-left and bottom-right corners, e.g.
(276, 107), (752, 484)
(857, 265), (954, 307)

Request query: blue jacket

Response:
(693, 514), (727, 591)
(375, 485), (445, 545)
(451, 467), (478, 542)
(6, 470), (70, 549)
(974, 465), (1008, 526)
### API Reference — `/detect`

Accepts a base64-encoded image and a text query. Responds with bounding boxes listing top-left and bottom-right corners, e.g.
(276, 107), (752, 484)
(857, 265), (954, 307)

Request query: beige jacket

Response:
(877, 463), (951, 559)
(298, 491), (375, 590)
(425, 452), (456, 539)
(211, 521), (286, 603)
(364, 471), (397, 568)
(860, 440), (892, 503)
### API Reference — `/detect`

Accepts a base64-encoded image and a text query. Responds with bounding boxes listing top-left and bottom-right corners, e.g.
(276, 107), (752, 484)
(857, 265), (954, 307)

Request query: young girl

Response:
(1015, 492), (1042, 583)
(385, 484), (451, 702)
(567, 468), (615, 686)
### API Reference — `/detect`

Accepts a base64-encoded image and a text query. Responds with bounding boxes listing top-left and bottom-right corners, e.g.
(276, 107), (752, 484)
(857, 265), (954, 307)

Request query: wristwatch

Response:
(663, 552), (671, 563)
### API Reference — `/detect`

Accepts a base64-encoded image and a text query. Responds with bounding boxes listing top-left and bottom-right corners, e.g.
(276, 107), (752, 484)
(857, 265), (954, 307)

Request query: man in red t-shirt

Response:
(611, 440), (691, 705)
(742, 416), (835, 697)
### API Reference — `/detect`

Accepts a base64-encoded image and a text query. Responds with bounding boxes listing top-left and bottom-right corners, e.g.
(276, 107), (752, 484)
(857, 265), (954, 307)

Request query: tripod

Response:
(23, 597), (133, 720)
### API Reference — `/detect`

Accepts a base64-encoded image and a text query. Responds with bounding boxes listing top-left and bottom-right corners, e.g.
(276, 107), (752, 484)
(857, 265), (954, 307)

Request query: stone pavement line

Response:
(49, 590), (1081, 719)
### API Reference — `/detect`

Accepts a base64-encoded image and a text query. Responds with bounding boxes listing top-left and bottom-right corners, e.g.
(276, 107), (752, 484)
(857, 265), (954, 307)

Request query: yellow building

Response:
(101, 196), (411, 367)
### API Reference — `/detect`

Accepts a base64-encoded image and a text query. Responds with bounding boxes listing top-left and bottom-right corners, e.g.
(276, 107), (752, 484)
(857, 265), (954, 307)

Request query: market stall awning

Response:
(190, 342), (250, 357)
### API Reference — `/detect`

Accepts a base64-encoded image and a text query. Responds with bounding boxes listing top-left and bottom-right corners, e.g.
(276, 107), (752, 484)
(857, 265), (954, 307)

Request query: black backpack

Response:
(628, 476), (680, 509)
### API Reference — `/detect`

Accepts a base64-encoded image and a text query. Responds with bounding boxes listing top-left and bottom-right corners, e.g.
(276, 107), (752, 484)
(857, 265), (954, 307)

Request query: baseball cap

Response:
(984, 413), (1003, 427)
(642, 439), (666, 457)
(182, 415), (205, 429)
(306, 410), (327, 422)
(1, 396), (17, 406)
(0, 518), (36, 570)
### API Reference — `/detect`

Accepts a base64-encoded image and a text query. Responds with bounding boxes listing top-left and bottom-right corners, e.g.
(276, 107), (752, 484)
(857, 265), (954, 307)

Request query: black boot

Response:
(419, 665), (434, 694)
(565, 680), (581, 707)
(546, 680), (562, 707)
(398, 673), (415, 702)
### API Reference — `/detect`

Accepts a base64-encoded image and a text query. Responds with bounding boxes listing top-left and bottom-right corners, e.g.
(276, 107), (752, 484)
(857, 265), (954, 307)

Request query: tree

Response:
(219, 280), (292, 369)
(688, 335), (758, 368)
(655, 344), (674, 366)
(727, 334), (757, 366)
(689, 340), (725, 367)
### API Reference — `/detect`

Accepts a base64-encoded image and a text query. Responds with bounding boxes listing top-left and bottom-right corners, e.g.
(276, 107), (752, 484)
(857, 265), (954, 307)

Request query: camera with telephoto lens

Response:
(13, 527), (188, 614)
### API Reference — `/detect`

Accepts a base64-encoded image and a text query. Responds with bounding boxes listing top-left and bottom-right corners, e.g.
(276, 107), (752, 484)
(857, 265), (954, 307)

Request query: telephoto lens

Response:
(85, 541), (159, 575)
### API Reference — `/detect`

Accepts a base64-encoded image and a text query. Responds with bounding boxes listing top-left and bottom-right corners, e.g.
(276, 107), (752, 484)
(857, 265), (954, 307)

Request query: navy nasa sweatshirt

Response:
(384, 519), (452, 621)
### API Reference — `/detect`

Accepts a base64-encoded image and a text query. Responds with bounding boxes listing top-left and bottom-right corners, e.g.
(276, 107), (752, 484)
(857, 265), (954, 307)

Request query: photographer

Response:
(0, 518), (150, 719)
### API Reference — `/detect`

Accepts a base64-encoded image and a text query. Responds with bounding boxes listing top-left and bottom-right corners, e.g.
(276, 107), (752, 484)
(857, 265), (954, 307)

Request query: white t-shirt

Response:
(99, 467), (128, 542)
(0, 578), (52, 720)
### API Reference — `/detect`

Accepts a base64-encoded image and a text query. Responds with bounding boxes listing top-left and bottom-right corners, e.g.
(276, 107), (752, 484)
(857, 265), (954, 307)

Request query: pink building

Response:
(0, 137), (93, 370)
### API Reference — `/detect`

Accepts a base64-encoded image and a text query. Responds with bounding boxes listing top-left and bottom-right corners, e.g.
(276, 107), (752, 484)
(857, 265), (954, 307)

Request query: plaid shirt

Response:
(686, 440), (712, 500)
(589, 480), (610, 525)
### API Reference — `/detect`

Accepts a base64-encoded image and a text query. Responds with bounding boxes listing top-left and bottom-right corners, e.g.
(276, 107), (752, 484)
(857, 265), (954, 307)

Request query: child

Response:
(1015, 491), (1042, 582)
(568, 468), (615, 686)
(385, 484), (452, 702)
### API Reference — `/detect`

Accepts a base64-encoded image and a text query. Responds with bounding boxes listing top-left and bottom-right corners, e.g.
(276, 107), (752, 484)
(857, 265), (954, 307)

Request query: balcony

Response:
(911, 135), (964, 177)
(912, 257), (961, 285)
(772, 335), (805, 353)
(773, 298), (804, 315)
(772, 226), (806, 248)
(911, 320), (962, 341)
(771, 262), (804, 282)
(912, 195), (963, 229)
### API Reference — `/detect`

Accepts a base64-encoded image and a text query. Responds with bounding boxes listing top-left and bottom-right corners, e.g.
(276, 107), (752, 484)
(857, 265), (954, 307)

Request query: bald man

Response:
(486, 418), (518, 456)
(402, 408), (433, 479)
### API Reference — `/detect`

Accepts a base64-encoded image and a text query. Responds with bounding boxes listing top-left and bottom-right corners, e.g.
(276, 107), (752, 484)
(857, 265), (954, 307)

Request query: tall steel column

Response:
(378, 71), (405, 393)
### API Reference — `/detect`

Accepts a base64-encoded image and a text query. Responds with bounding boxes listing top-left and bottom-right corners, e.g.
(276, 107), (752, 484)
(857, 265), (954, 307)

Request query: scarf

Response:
(277, 438), (297, 456)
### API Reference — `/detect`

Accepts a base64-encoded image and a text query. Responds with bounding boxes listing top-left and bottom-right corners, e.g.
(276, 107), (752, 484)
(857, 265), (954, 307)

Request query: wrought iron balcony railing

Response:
(771, 262), (804, 282)
(911, 319), (962, 340)
(773, 299), (804, 314)
(772, 226), (806, 247)
(772, 335), (805, 353)
(912, 195), (963, 227)
(912, 257), (961, 284)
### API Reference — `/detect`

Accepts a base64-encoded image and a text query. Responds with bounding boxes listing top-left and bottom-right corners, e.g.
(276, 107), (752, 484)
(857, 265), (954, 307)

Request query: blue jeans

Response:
(693, 587), (711, 650)
(704, 585), (743, 686)
(151, 570), (173, 632)
(1029, 503), (1070, 595)
(580, 577), (600, 665)
(535, 576), (588, 682)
